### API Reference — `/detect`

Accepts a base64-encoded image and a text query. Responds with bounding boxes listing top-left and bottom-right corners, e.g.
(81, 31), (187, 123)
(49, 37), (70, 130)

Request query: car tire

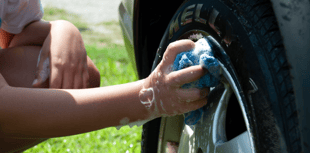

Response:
(141, 0), (302, 153)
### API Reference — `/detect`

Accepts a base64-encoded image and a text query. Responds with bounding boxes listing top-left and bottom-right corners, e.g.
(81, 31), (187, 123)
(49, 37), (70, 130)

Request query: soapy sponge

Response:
(172, 38), (220, 125)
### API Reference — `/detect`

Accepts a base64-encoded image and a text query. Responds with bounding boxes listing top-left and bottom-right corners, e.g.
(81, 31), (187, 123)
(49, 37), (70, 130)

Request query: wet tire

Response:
(142, 0), (301, 152)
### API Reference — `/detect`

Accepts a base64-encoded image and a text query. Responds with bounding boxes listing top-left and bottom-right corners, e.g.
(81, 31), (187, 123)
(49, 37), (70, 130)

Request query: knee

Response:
(87, 56), (100, 88)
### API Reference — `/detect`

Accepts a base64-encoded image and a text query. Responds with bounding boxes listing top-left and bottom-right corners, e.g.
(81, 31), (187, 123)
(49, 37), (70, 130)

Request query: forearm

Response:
(0, 79), (152, 138)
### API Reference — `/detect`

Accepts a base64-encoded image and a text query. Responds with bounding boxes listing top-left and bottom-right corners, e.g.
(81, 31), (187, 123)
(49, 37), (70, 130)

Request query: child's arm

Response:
(0, 40), (209, 139)
(8, 20), (89, 89)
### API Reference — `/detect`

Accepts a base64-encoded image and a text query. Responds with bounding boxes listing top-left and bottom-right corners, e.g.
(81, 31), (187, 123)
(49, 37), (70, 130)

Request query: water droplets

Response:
(173, 111), (178, 115)
(156, 80), (159, 85)
(158, 72), (162, 77)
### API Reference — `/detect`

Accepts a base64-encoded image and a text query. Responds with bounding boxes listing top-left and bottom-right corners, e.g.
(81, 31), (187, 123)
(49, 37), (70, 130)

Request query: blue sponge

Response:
(172, 38), (220, 125)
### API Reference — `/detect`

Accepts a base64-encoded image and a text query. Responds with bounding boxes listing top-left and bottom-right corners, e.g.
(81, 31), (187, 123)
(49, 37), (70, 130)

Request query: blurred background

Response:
(24, 0), (142, 152)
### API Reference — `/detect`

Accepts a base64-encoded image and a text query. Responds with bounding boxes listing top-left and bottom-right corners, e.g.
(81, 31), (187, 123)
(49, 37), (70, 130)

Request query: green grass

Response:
(24, 126), (142, 153)
(85, 44), (137, 87)
(24, 6), (142, 153)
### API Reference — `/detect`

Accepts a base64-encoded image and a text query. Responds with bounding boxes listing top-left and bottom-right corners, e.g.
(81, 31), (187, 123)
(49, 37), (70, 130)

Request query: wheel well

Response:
(134, 0), (185, 79)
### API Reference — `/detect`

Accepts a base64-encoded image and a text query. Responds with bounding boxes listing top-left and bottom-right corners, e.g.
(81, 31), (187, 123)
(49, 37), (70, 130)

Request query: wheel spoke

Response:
(211, 84), (233, 144)
(215, 131), (252, 153)
(178, 124), (196, 153)
(193, 83), (233, 153)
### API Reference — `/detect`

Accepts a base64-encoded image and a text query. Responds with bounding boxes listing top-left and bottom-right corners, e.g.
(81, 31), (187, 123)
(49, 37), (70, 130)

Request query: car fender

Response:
(270, 0), (310, 152)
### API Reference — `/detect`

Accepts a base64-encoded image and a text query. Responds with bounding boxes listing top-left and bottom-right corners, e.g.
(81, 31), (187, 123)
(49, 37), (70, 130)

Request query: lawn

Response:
(24, 7), (142, 153)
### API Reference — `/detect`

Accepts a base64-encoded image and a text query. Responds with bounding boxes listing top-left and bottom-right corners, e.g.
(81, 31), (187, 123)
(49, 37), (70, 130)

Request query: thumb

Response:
(32, 49), (51, 88)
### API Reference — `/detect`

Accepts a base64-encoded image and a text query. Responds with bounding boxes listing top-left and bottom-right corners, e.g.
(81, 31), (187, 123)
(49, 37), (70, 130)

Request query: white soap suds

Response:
(36, 49), (50, 82)
(120, 117), (130, 125)
(139, 87), (155, 108)
(115, 119), (150, 130)
(156, 81), (159, 85)
(39, 57), (50, 82)
(164, 65), (173, 74)
(33, 57), (50, 86)
(160, 100), (166, 113)
(193, 38), (212, 56)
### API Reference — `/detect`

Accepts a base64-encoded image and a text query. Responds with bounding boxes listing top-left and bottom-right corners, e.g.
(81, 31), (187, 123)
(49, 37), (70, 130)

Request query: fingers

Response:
(83, 56), (90, 88)
(183, 98), (208, 113)
(167, 65), (207, 86)
(56, 64), (87, 89)
(176, 87), (209, 102)
(73, 73), (83, 89)
(49, 64), (62, 89)
(162, 39), (195, 66)
(62, 70), (74, 89)
(74, 63), (88, 89)
(62, 62), (84, 89)
(50, 58), (88, 89)
(83, 69), (89, 88)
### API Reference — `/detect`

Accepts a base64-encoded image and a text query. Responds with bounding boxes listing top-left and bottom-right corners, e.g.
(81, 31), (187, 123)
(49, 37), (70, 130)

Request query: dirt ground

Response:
(41, 0), (122, 23)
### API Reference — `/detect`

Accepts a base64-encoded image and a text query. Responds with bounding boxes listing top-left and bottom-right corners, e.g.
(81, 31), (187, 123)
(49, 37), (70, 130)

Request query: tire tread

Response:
(238, 0), (301, 152)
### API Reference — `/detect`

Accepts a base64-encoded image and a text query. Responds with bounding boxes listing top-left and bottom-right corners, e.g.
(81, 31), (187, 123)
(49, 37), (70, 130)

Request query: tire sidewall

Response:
(153, 0), (289, 152)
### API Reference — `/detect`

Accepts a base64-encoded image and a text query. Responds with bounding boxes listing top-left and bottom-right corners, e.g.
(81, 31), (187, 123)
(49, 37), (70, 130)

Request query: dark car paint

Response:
(118, 0), (310, 152)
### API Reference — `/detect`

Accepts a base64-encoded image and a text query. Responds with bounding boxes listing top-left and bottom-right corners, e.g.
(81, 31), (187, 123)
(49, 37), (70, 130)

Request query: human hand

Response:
(32, 21), (89, 89)
(141, 40), (209, 118)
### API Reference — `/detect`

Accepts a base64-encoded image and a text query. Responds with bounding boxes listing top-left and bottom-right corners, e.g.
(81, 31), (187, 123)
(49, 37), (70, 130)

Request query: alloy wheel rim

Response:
(158, 30), (256, 153)
(177, 60), (255, 153)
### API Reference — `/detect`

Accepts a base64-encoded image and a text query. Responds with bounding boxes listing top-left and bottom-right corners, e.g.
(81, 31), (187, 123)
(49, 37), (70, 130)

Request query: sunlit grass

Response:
(25, 126), (142, 153)
(85, 44), (137, 87)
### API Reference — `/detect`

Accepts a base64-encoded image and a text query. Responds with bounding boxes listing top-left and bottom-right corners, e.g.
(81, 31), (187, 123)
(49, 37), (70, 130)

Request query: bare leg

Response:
(0, 46), (100, 152)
